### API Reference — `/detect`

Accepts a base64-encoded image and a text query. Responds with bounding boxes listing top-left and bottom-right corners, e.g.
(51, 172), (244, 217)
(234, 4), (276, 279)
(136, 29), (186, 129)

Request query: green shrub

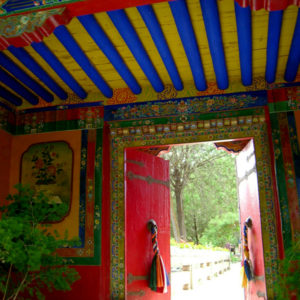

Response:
(0, 184), (80, 300)
(274, 241), (300, 300)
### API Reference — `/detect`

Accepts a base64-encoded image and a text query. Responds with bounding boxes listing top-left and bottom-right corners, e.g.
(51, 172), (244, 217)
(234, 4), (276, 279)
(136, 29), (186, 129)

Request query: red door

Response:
(236, 140), (267, 300)
(125, 148), (170, 300)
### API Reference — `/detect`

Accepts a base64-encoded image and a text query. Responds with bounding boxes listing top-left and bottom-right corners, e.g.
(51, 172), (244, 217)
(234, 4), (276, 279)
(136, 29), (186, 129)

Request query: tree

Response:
(182, 149), (238, 246)
(200, 212), (240, 247)
(161, 143), (228, 241)
(0, 184), (79, 300)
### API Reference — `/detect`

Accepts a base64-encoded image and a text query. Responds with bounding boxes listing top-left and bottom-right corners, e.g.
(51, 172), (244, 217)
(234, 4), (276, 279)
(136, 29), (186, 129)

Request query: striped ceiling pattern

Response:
(0, 0), (299, 109)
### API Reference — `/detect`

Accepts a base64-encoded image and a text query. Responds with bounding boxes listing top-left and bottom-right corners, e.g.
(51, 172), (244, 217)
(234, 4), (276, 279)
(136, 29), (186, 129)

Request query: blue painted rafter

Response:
(234, 2), (252, 86)
(0, 68), (39, 105)
(169, 0), (206, 91)
(78, 14), (141, 95)
(0, 52), (53, 103)
(200, 0), (228, 90)
(108, 9), (164, 92)
(32, 41), (87, 99)
(285, 8), (300, 82)
(137, 5), (183, 91)
(0, 84), (22, 106)
(8, 45), (68, 100)
(266, 10), (283, 83)
(54, 25), (113, 98)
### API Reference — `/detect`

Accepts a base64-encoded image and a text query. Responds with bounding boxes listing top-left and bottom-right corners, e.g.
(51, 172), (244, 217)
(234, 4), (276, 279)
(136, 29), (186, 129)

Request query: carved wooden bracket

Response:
(0, 7), (72, 50)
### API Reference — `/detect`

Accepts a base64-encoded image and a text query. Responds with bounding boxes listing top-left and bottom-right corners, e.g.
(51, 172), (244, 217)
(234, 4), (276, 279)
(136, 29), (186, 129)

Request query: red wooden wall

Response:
(0, 129), (12, 204)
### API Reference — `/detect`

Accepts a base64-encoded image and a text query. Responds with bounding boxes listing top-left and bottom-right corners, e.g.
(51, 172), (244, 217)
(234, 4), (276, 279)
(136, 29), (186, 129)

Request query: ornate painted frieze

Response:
(109, 113), (266, 137)
(270, 112), (300, 246)
(268, 86), (300, 113)
(0, 0), (81, 16)
(0, 7), (65, 37)
(15, 106), (103, 134)
(0, 104), (15, 132)
(105, 91), (268, 121)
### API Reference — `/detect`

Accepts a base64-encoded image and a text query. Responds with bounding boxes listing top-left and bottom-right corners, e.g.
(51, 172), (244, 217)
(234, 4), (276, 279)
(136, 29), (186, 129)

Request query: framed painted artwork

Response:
(21, 141), (73, 223)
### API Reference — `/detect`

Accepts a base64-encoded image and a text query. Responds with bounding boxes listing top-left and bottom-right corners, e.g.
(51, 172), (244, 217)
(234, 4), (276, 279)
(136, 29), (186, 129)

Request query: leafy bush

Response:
(274, 241), (300, 300)
(0, 184), (80, 300)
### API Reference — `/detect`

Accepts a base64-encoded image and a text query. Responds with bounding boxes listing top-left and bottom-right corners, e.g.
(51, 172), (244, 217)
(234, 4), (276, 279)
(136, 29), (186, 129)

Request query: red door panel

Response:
(236, 140), (266, 300)
(125, 148), (170, 300)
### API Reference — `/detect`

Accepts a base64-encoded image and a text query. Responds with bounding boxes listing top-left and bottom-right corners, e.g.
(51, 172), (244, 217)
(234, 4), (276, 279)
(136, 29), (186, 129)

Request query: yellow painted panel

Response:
(252, 9), (268, 80)
(66, 17), (125, 89)
(43, 33), (97, 95)
(152, 1), (194, 86)
(95, 11), (151, 88)
(2, 49), (58, 104)
(187, 0), (215, 83)
(25, 45), (74, 95)
(125, 6), (171, 86)
(0, 82), (23, 108)
(217, 0), (241, 84)
(10, 131), (81, 239)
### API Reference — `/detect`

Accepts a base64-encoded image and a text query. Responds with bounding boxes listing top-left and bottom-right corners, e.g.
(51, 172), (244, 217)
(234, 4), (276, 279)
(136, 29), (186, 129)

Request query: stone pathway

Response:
(171, 262), (244, 300)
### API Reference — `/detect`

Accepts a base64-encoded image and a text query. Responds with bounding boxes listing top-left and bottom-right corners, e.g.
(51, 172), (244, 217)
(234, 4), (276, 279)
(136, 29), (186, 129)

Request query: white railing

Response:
(171, 246), (231, 290)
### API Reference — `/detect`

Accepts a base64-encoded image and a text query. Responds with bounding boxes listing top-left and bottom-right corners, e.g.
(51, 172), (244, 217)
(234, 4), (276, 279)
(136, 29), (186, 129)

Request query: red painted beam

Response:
(67, 0), (171, 17)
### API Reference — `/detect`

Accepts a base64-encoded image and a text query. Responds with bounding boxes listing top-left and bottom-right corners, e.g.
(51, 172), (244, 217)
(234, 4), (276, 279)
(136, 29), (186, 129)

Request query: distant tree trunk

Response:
(193, 212), (199, 244)
(163, 144), (227, 244)
(175, 187), (186, 240)
(170, 198), (180, 242)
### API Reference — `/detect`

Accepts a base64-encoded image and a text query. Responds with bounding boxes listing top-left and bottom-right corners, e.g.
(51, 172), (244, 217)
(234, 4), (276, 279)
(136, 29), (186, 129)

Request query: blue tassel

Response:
(244, 259), (252, 281)
(243, 224), (247, 238)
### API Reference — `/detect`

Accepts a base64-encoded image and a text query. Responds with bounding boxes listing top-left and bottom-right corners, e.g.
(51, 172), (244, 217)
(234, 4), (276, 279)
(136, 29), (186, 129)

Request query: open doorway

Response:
(160, 141), (243, 300)
(124, 138), (266, 299)
(158, 139), (266, 300)
(109, 111), (279, 299)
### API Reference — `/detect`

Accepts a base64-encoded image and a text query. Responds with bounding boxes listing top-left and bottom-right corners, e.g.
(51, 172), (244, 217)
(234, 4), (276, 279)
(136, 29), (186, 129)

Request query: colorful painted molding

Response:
(0, 7), (65, 38)
(0, 0), (81, 16)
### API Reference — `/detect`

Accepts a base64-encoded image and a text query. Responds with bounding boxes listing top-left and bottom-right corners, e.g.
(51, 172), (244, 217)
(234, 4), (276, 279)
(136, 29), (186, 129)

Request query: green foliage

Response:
(200, 212), (240, 248)
(274, 241), (300, 300)
(3, 183), (68, 223)
(0, 184), (80, 300)
(163, 143), (239, 248)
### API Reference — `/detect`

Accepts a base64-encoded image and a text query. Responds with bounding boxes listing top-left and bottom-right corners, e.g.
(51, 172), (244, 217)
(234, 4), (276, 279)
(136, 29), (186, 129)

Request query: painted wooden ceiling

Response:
(0, 0), (299, 110)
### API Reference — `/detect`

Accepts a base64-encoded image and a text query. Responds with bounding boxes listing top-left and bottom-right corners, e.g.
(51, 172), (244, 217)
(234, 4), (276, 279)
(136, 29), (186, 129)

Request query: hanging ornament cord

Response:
(148, 220), (169, 293)
(241, 217), (253, 288)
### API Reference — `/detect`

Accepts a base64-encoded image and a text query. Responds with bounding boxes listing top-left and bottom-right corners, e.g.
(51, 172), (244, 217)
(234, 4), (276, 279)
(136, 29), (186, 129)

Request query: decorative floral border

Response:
(105, 91), (267, 121)
(0, 105), (15, 133)
(109, 109), (278, 299)
(15, 106), (104, 134)
(270, 112), (300, 246)
(51, 129), (102, 265)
